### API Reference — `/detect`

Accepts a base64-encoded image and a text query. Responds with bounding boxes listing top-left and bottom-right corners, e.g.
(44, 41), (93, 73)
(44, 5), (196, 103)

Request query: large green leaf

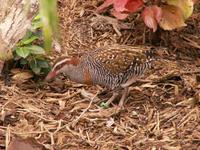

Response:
(19, 35), (39, 46)
(16, 47), (30, 58)
(28, 45), (46, 55)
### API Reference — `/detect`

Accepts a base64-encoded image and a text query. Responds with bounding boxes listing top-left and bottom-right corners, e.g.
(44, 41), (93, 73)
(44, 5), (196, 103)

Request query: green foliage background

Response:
(13, 0), (59, 76)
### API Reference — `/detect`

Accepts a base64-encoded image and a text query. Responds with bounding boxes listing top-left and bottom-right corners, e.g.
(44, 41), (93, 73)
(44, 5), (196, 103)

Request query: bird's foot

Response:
(101, 87), (129, 109)
(117, 87), (129, 109)
(104, 92), (119, 107)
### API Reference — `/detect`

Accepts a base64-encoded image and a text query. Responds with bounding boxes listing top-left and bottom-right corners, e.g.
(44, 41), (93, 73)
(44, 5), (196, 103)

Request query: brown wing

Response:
(90, 45), (151, 75)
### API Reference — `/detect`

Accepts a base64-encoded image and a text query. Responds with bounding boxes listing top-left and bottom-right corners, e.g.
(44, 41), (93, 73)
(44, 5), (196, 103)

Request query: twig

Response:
(10, 131), (47, 135)
(5, 126), (10, 150)
(180, 70), (200, 75)
(181, 35), (200, 49)
(70, 91), (100, 128)
(61, 90), (81, 101)
(45, 90), (81, 101)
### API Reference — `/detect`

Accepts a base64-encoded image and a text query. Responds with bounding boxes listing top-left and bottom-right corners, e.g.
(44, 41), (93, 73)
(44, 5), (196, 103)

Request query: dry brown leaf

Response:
(159, 5), (186, 30)
(167, 0), (194, 19)
(142, 5), (162, 32)
(10, 68), (22, 74)
(8, 137), (45, 150)
(11, 70), (33, 83)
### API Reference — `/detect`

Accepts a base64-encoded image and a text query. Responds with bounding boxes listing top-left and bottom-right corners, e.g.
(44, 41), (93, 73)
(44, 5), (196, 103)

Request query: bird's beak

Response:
(45, 71), (57, 82)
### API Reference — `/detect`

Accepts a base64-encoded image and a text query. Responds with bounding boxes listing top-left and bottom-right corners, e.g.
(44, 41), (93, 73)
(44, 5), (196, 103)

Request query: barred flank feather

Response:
(83, 45), (156, 89)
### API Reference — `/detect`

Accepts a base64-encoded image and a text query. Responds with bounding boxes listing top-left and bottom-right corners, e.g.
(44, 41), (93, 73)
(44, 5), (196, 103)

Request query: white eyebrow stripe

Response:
(52, 58), (70, 70)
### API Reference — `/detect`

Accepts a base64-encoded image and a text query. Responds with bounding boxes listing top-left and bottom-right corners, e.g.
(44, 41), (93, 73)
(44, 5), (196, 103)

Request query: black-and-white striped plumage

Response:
(80, 45), (155, 89)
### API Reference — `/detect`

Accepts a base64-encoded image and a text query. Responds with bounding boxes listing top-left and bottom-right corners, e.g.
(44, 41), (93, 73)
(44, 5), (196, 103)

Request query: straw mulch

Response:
(0, 0), (200, 149)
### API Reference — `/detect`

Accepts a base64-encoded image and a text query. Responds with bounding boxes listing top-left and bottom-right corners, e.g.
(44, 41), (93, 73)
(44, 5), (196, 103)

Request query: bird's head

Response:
(45, 56), (80, 82)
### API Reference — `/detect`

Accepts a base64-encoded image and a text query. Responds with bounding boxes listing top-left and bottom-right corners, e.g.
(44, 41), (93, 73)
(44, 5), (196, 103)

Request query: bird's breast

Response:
(83, 67), (93, 85)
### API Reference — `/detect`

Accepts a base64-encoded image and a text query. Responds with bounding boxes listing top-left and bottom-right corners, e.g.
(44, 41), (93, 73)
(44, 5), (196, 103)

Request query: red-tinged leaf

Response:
(114, 0), (129, 12)
(142, 6), (162, 32)
(97, 0), (114, 13)
(111, 9), (129, 20)
(142, 11), (158, 32)
(153, 6), (163, 22)
(125, 0), (144, 13)
(159, 5), (186, 30)
(11, 70), (33, 83)
(193, 0), (198, 3)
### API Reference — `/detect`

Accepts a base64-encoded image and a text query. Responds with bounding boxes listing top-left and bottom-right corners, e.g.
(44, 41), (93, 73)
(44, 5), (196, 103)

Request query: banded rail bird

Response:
(45, 45), (158, 107)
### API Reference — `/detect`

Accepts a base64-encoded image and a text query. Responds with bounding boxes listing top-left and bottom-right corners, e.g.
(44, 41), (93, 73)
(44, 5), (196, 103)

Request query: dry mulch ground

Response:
(0, 0), (200, 149)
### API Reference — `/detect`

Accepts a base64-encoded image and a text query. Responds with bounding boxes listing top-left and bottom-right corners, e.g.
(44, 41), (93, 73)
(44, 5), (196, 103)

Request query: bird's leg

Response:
(98, 87), (108, 95)
(118, 87), (129, 107)
(105, 92), (119, 106)
(121, 76), (137, 88)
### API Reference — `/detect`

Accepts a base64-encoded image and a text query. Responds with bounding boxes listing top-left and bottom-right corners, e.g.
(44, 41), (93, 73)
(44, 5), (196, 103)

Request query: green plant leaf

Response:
(20, 35), (39, 45)
(100, 102), (109, 109)
(34, 14), (41, 21)
(16, 47), (30, 58)
(20, 59), (28, 65)
(32, 20), (43, 30)
(28, 45), (46, 55)
(41, 67), (51, 75)
(29, 59), (41, 74)
(24, 30), (33, 39)
(32, 67), (41, 75)
(31, 14), (43, 30)
(37, 59), (49, 68)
